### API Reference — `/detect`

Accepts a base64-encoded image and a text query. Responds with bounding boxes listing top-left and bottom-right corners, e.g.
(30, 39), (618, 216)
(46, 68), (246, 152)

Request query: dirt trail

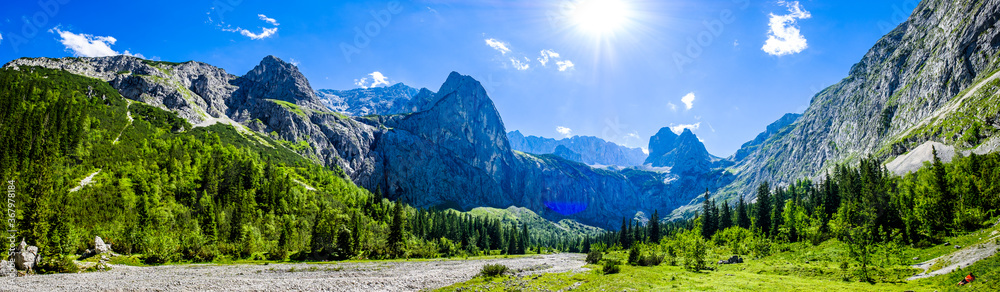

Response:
(908, 231), (1000, 280)
(0, 253), (585, 291)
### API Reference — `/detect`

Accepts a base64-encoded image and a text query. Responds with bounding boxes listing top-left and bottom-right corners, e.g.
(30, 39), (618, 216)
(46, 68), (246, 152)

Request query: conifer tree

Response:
(756, 181), (772, 236)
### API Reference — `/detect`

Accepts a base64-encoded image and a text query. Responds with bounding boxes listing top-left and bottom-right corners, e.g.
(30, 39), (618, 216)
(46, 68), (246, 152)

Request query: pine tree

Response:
(718, 201), (732, 231)
(701, 191), (716, 238)
(388, 201), (406, 257)
(736, 195), (751, 229)
(755, 181), (772, 236)
(619, 218), (629, 248)
(649, 210), (661, 243)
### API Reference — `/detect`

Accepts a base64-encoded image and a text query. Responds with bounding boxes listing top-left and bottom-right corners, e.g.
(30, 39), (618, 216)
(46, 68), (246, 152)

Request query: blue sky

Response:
(0, 0), (918, 156)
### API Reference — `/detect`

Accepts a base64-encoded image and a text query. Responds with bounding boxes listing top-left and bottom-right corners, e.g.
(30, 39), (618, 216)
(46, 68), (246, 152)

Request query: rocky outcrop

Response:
(5, 55), (236, 124)
(507, 131), (648, 167)
(316, 83), (436, 116)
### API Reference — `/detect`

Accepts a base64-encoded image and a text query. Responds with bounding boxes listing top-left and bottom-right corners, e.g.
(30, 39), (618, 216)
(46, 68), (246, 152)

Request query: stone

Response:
(14, 239), (40, 271)
(718, 255), (743, 265)
(95, 236), (110, 254)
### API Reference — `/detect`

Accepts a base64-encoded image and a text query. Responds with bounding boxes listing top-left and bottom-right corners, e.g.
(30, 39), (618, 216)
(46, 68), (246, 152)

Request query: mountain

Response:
(644, 127), (722, 175)
(316, 83), (438, 116)
(685, 0), (1000, 215)
(7, 56), (712, 229)
(506, 131), (648, 167)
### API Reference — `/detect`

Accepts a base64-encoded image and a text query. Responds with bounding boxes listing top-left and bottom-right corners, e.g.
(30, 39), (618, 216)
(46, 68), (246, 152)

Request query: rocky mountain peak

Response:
(645, 127), (712, 174)
(237, 55), (324, 110)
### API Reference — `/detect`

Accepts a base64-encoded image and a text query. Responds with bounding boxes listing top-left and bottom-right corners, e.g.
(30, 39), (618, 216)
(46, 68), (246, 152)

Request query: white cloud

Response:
(538, 49), (560, 66)
(556, 60), (575, 71)
(511, 57), (530, 70)
(369, 72), (390, 87)
(485, 38), (511, 55)
(0, 32), (3, 45)
(668, 102), (678, 112)
(762, 1), (811, 56)
(223, 26), (278, 40)
(556, 126), (573, 138)
(354, 78), (368, 88)
(258, 14), (279, 26)
(669, 122), (701, 135)
(289, 58), (300, 66)
(354, 71), (391, 89)
(49, 27), (143, 58)
(221, 13), (280, 40)
(681, 92), (695, 110)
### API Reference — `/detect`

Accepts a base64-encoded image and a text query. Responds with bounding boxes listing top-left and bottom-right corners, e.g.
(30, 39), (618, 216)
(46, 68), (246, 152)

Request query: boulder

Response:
(14, 239), (39, 271)
(718, 255), (743, 265)
(95, 236), (110, 254)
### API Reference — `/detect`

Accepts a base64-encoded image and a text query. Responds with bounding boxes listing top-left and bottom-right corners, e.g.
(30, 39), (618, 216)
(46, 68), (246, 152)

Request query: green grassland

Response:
(440, 229), (1000, 291)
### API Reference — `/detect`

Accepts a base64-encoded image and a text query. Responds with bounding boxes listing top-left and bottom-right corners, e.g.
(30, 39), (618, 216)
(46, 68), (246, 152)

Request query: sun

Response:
(571, 0), (632, 36)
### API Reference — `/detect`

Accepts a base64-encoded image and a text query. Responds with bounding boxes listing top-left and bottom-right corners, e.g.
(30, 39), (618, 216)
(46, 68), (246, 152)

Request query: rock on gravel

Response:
(0, 253), (586, 291)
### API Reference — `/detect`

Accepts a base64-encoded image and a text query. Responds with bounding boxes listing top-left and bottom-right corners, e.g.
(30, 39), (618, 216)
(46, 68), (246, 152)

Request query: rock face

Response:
(316, 83), (437, 116)
(507, 131), (648, 167)
(731, 113), (800, 161)
(697, 0), (1000, 213)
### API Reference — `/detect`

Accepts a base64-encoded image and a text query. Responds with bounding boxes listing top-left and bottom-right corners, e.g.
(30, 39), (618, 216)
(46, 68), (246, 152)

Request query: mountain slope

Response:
(507, 131), (648, 167)
(703, 0), (1000, 212)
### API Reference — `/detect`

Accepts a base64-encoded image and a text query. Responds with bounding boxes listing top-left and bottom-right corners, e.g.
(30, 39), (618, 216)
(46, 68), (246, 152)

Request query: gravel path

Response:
(908, 231), (1000, 280)
(0, 253), (585, 291)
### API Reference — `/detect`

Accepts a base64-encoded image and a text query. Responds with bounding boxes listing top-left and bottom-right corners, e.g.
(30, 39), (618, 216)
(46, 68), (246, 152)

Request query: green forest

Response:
(0, 67), (588, 272)
(585, 147), (1000, 282)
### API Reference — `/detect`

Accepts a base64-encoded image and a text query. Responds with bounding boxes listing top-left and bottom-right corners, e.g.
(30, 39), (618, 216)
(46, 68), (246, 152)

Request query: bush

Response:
(480, 264), (509, 277)
(639, 253), (664, 267)
(602, 259), (621, 274)
(37, 255), (79, 274)
(627, 245), (641, 265)
(586, 249), (603, 265)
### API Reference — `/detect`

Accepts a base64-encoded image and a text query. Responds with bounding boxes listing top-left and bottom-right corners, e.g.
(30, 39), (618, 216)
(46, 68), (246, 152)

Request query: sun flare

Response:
(571, 0), (632, 36)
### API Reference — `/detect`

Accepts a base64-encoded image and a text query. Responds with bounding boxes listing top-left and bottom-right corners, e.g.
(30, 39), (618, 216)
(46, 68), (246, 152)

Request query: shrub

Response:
(627, 245), (641, 265)
(639, 253), (664, 267)
(602, 259), (621, 275)
(585, 249), (603, 265)
(480, 264), (509, 277)
(37, 255), (79, 274)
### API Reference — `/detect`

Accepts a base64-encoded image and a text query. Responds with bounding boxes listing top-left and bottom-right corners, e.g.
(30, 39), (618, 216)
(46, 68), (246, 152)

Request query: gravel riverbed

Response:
(0, 253), (585, 291)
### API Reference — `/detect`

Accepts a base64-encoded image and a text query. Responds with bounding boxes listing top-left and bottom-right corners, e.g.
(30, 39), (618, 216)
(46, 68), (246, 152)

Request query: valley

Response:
(0, 0), (999, 290)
